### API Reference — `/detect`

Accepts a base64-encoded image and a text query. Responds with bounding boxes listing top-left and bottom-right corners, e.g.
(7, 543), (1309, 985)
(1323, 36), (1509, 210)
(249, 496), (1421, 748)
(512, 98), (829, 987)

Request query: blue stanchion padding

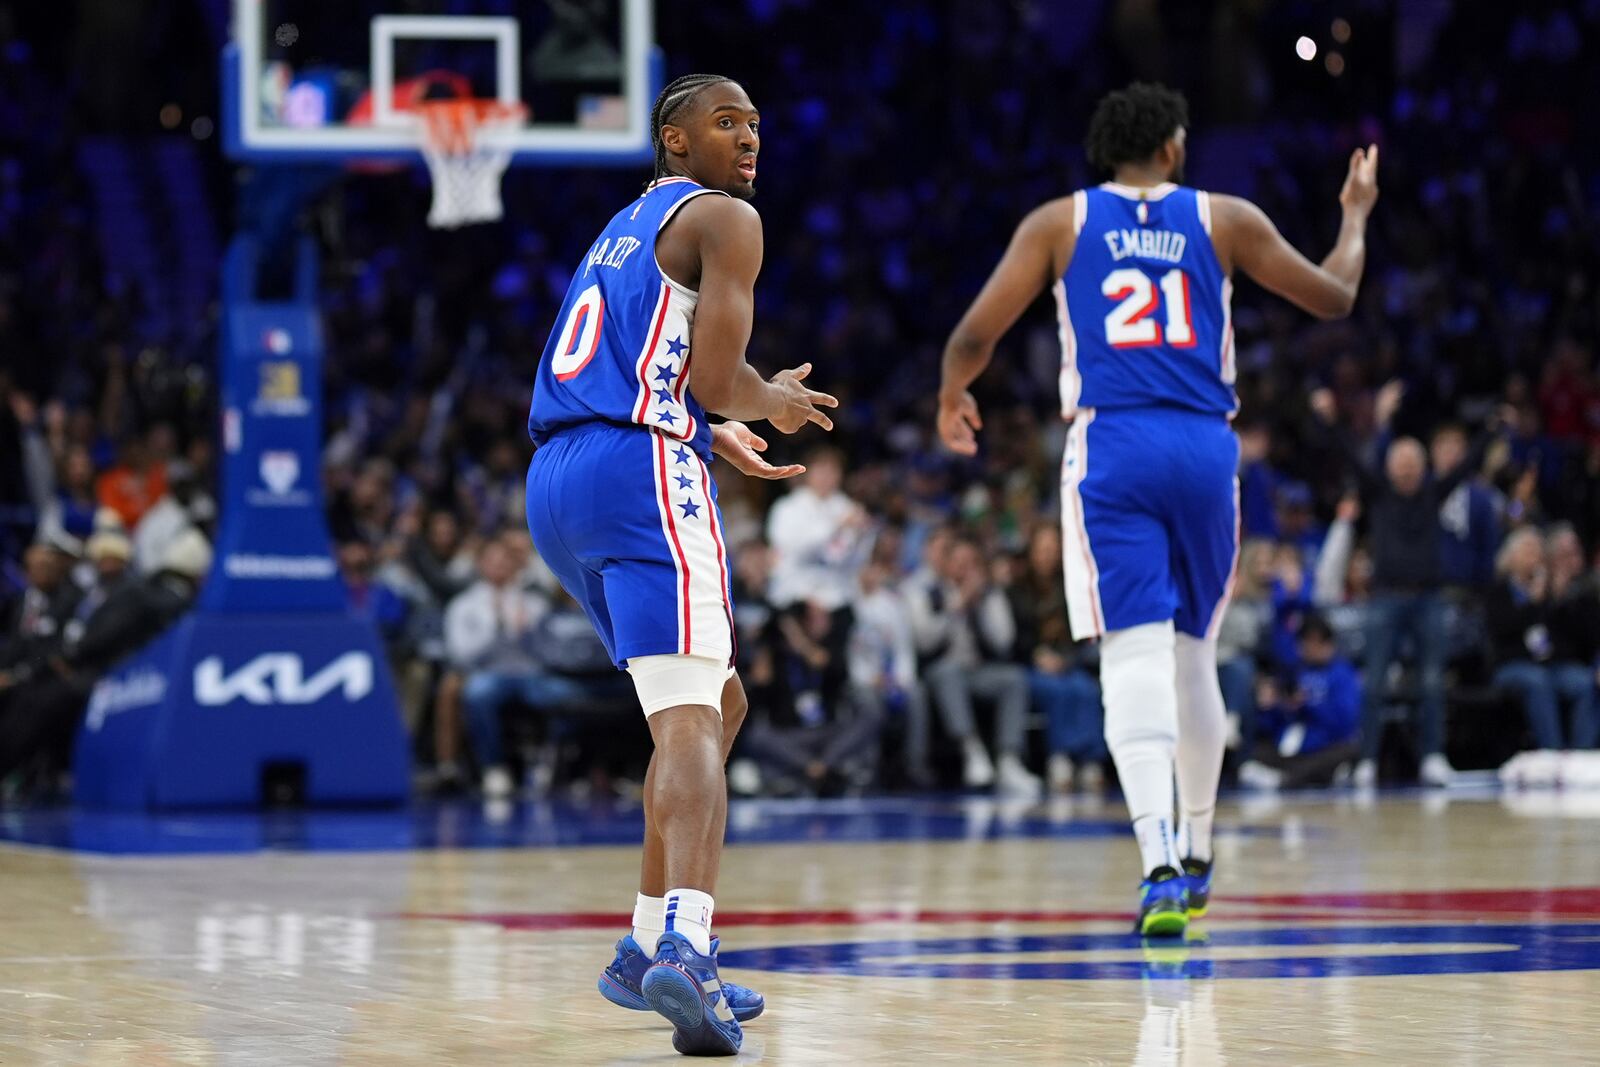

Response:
(201, 299), (346, 613)
(75, 612), (410, 810)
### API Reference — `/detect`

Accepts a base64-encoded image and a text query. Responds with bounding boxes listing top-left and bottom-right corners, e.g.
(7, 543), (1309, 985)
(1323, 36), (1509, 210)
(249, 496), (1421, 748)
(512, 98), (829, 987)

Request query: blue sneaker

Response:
(1181, 856), (1213, 918)
(1136, 865), (1190, 937)
(598, 935), (765, 1022)
(641, 931), (743, 1056)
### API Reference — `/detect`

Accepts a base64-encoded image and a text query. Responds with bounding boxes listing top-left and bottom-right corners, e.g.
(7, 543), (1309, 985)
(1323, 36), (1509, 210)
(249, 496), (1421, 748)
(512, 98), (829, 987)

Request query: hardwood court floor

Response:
(1, 790), (1597, 1065)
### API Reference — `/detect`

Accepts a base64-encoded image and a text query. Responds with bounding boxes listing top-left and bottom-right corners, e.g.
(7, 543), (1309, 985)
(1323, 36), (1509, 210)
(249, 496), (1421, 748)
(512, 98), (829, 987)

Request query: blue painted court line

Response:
(0, 796), (1304, 856)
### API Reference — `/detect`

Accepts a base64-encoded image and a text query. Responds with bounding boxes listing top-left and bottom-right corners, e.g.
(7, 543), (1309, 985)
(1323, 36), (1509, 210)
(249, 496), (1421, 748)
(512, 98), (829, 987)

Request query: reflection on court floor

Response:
(0, 790), (1596, 1064)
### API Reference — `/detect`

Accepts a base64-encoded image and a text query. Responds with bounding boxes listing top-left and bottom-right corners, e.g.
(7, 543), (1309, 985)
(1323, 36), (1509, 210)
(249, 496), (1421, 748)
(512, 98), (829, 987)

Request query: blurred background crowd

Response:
(2, 0), (1598, 802)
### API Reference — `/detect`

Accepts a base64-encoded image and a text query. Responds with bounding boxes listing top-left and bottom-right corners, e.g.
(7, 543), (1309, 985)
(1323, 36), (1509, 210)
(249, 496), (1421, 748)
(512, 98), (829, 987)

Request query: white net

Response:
(416, 101), (525, 229)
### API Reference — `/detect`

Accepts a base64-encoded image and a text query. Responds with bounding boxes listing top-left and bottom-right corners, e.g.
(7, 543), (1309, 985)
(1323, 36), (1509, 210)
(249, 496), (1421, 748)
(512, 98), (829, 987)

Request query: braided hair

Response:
(649, 73), (738, 183)
(1084, 82), (1189, 174)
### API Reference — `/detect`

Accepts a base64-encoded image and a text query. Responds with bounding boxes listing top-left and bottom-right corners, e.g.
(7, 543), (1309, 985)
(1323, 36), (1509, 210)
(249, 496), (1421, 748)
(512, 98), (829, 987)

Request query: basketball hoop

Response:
(413, 98), (527, 229)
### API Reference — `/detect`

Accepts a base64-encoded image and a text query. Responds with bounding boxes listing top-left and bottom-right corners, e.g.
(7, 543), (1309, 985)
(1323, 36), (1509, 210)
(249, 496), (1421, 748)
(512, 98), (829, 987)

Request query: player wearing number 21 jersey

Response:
(525, 74), (835, 1058)
(938, 82), (1379, 937)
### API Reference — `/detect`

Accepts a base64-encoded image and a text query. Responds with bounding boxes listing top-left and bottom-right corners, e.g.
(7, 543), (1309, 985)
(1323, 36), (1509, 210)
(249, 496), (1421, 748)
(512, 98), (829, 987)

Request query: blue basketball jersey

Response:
(528, 177), (728, 457)
(1057, 182), (1236, 418)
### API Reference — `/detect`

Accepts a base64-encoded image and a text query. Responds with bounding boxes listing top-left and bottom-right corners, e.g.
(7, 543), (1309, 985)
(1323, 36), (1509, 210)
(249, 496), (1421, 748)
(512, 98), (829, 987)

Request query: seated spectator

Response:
(1235, 417), (1280, 539)
(62, 526), (139, 650)
(765, 446), (872, 611)
(1487, 528), (1598, 751)
(1274, 481), (1326, 571)
(0, 541), (80, 684)
(132, 461), (215, 575)
(0, 528), (209, 791)
(443, 537), (551, 798)
(94, 432), (168, 530)
(404, 509), (477, 608)
(744, 596), (884, 796)
(907, 536), (1039, 796)
(847, 553), (932, 788)
(519, 588), (637, 793)
(1011, 525), (1105, 793)
(1216, 538), (1275, 754)
(1237, 614), (1362, 790)
(1432, 422), (1502, 592)
(51, 445), (102, 542)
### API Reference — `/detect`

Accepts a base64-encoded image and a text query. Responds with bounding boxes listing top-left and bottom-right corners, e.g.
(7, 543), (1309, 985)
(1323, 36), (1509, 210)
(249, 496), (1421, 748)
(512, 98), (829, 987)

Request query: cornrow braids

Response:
(648, 73), (737, 184)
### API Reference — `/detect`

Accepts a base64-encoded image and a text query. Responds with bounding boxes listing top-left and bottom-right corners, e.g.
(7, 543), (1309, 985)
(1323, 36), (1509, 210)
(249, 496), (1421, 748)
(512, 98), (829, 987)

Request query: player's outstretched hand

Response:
(712, 421), (807, 480)
(1340, 143), (1379, 219)
(937, 389), (982, 456)
(768, 363), (837, 434)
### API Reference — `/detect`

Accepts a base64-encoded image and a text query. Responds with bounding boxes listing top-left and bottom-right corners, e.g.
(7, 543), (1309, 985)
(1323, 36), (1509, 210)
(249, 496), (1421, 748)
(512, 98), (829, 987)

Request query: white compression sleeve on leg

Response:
(1174, 632), (1226, 862)
(626, 654), (732, 717)
(1101, 621), (1180, 874)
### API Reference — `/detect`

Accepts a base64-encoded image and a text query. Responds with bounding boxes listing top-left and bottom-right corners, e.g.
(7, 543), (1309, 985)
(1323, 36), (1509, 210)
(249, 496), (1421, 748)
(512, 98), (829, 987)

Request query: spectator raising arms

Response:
(1313, 383), (1507, 787)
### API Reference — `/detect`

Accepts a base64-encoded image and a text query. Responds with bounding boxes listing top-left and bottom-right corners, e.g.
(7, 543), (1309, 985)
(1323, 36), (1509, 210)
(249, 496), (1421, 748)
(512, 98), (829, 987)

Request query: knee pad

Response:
(1100, 621), (1178, 749)
(626, 654), (733, 717)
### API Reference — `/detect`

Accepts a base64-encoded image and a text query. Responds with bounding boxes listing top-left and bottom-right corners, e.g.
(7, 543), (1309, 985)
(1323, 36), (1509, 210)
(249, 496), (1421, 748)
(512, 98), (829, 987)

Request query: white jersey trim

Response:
(1061, 409), (1105, 640)
(655, 187), (732, 302)
(1196, 189), (1213, 234)
(1099, 181), (1178, 201)
(1053, 278), (1081, 419)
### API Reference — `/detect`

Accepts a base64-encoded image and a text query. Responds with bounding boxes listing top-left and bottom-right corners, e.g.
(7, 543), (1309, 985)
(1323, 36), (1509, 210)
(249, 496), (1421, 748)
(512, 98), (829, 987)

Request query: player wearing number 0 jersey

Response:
(525, 74), (836, 1057)
(938, 82), (1379, 936)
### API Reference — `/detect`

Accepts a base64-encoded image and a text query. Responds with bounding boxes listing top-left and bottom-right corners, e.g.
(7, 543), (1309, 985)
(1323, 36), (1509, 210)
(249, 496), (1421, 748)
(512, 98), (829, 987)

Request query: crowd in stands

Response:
(2, 1), (1599, 801)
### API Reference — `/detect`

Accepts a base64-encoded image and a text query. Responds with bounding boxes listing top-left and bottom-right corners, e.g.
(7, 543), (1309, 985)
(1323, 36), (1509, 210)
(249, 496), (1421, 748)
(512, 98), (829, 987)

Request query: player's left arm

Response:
(937, 200), (1073, 455)
(710, 420), (806, 480)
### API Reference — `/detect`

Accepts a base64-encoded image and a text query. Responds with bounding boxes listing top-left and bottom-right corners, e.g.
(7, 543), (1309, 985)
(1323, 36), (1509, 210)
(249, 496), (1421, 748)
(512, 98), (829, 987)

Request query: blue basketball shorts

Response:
(1059, 406), (1241, 642)
(525, 423), (736, 668)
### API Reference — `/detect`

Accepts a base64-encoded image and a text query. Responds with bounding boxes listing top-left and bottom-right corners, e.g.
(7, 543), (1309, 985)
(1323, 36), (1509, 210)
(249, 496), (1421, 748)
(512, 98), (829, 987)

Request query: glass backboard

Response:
(223, 0), (658, 165)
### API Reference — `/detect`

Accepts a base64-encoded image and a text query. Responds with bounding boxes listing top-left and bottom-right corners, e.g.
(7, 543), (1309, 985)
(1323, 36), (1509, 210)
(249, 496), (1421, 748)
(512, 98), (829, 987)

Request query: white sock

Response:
(663, 888), (715, 955)
(1178, 808), (1214, 864)
(632, 893), (666, 955)
(1101, 622), (1181, 877)
(1174, 633), (1226, 865)
(1133, 814), (1181, 875)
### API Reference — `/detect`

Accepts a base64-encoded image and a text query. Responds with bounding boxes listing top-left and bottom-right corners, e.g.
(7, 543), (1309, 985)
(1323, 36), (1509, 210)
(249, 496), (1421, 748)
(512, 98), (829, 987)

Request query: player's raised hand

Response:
(767, 362), (837, 434)
(1340, 143), (1379, 219)
(937, 389), (982, 456)
(712, 420), (807, 480)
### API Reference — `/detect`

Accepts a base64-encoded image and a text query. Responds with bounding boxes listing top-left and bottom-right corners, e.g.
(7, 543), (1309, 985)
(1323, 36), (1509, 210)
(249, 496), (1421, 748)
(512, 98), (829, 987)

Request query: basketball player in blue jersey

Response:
(937, 83), (1379, 936)
(525, 74), (836, 1055)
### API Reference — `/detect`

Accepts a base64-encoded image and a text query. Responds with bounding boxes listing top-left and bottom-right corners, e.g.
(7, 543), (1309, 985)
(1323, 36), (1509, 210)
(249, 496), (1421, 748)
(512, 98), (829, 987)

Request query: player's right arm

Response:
(1213, 145), (1379, 321)
(937, 199), (1075, 455)
(680, 196), (836, 434)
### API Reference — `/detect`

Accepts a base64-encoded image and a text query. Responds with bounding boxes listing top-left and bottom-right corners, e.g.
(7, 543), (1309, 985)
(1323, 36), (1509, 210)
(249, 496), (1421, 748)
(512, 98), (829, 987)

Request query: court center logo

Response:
(713, 923), (1600, 981)
(410, 889), (1600, 981)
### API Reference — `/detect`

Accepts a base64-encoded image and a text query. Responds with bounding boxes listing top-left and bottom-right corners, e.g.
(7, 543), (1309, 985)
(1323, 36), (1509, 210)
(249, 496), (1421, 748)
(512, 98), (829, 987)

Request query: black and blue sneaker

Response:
(1181, 856), (1213, 918)
(641, 931), (744, 1056)
(1136, 865), (1190, 937)
(598, 935), (765, 1022)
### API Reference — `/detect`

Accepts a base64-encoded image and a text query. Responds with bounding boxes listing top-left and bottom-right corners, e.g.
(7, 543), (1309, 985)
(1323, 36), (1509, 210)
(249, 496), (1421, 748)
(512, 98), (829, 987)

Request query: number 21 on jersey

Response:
(1102, 268), (1193, 348)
